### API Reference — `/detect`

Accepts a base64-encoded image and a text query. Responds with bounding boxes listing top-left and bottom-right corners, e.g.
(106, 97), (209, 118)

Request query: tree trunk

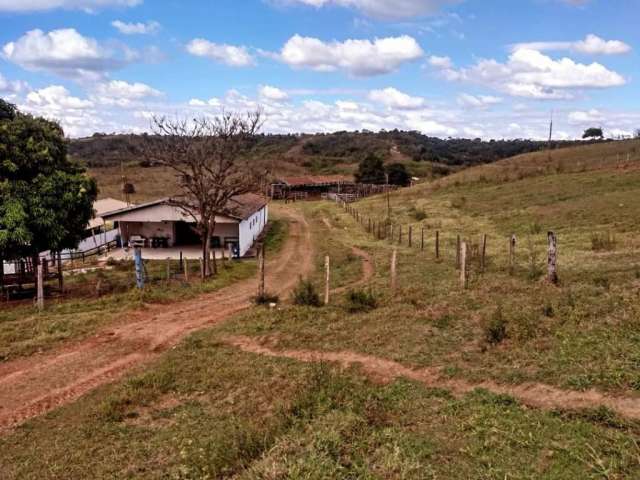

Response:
(547, 231), (559, 285)
(201, 224), (210, 280)
(32, 253), (40, 299)
(57, 251), (64, 291)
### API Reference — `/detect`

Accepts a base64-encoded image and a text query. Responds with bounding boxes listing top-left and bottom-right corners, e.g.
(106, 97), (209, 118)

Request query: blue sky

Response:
(0, 0), (637, 139)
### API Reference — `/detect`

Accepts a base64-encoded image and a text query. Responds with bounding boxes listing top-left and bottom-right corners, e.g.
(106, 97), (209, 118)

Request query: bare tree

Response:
(139, 110), (263, 279)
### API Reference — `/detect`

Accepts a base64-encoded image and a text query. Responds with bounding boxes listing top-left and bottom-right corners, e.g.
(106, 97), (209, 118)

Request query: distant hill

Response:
(71, 130), (607, 178)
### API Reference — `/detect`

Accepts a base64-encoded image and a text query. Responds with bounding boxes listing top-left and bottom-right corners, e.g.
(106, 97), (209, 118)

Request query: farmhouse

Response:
(102, 193), (268, 258)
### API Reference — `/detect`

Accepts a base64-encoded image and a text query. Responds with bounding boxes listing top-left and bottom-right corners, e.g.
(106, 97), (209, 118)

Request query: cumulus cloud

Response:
(0, 0), (141, 13)
(259, 85), (289, 101)
(428, 55), (452, 68)
(278, 34), (423, 76)
(26, 85), (93, 110)
(285, 0), (459, 20)
(186, 39), (255, 67)
(567, 109), (603, 125)
(457, 93), (502, 108)
(0, 73), (27, 94)
(431, 47), (626, 99)
(112, 20), (161, 35)
(2, 28), (133, 80)
(512, 34), (631, 56)
(368, 87), (425, 109)
(92, 80), (162, 106)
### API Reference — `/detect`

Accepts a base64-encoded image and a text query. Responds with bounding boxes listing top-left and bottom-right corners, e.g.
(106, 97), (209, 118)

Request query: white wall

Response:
(238, 205), (269, 257)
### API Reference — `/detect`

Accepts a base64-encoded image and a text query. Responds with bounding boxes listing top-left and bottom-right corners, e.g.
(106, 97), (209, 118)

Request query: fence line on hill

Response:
(339, 201), (560, 289)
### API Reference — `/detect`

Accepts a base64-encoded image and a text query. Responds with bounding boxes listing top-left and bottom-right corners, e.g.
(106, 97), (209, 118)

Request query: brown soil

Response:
(0, 207), (313, 433)
(227, 336), (640, 420)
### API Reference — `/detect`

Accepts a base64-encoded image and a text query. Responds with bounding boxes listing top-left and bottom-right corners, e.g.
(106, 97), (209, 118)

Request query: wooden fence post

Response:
(390, 248), (397, 292)
(460, 242), (468, 289)
(436, 231), (440, 259)
(166, 258), (171, 281)
(134, 246), (144, 289)
(184, 259), (190, 281)
(480, 234), (487, 273)
(455, 235), (461, 269)
(57, 251), (63, 292)
(179, 251), (183, 273)
(258, 244), (265, 297)
(390, 225), (394, 244)
(37, 263), (44, 311)
(547, 231), (559, 285)
(368, 218), (371, 233)
(409, 226), (413, 248)
(399, 226), (403, 245)
(509, 234), (517, 274)
(324, 255), (330, 305)
(421, 228), (425, 251)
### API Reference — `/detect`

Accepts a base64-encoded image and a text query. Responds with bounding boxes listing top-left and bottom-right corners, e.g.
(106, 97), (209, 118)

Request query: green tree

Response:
(355, 154), (386, 184)
(386, 163), (411, 187)
(582, 127), (604, 140)
(0, 101), (97, 275)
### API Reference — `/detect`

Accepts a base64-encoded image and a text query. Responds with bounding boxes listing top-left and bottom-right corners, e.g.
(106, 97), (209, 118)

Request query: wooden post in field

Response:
(509, 234), (517, 274)
(390, 248), (398, 292)
(184, 259), (189, 281)
(179, 251), (183, 273)
(455, 235), (461, 269)
(547, 231), (559, 285)
(436, 230), (440, 259)
(460, 241), (468, 289)
(258, 244), (266, 297)
(390, 225), (394, 244)
(199, 257), (204, 278)
(37, 263), (44, 311)
(57, 251), (63, 291)
(368, 218), (371, 233)
(421, 228), (425, 251)
(166, 258), (171, 281)
(409, 226), (413, 248)
(480, 234), (487, 273)
(324, 255), (330, 305)
(399, 226), (403, 245)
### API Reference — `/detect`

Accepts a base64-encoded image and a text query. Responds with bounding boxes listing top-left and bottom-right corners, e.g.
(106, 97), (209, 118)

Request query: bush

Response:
(345, 288), (378, 313)
(542, 302), (554, 317)
(484, 306), (507, 345)
(292, 278), (322, 307)
(253, 292), (280, 306)
(593, 275), (610, 290)
(411, 208), (427, 221)
(591, 232), (616, 251)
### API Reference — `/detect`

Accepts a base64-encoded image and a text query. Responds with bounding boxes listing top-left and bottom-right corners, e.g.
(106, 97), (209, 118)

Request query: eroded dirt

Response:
(227, 335), (640, 420)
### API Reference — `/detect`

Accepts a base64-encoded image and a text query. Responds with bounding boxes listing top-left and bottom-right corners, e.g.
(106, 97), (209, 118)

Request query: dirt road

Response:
(0, 207), (313, 432)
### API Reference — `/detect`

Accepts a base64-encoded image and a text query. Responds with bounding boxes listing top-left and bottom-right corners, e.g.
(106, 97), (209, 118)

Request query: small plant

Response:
(412, 208), (427, 221)
(591, 232), (616, 251)
(484, 306), (507, 345)
(525, 237), (543, 280)
(253, 292), (279, 306)
(528, 221), (543, 235)
(593, 275), (610, 290)
(345, 288), (378, 313)
(292, 278), (322, 307)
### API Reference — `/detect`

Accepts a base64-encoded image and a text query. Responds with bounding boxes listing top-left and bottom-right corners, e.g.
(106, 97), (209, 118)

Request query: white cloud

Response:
(431, 47), (626, 99)
(2, 28), (132, 80)
(369, 87), (425, 109)
(259, 85), (289, 101)
(0, 0), (141, 13)
(428, 55), (452, 69)
(286, 0), (459, 20)
(186, 39), (255, 67)
(25, 85), (93, 111)
(512, 34), (631, 56)
(567, 109), (603, 125)
(112, 20), (161, 35)
(92, 80), (162, 106)
(457, 93), (502, 108)
(278, 34), (423, 76)
(0, 73), (27, 94)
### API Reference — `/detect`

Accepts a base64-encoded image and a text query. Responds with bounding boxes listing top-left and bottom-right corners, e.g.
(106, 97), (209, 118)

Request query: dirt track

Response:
(228, 336), (640, 420)
(0, 207), (313, 432)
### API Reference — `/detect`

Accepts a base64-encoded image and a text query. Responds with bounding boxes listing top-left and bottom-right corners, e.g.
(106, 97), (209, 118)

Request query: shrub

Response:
(253, 292), (280, 306)
(591, 232), (616, 251)
(542, 302), (554, 317)
(412, 208), (427, 221)
(593, 275), (610, 290)
(292, 278), (322, 307)
(484, 306), (507, 345)
(345, 288), (378, 313)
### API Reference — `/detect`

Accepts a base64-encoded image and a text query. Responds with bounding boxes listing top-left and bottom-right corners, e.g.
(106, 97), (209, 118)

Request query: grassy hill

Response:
(3, 139), (640, 478)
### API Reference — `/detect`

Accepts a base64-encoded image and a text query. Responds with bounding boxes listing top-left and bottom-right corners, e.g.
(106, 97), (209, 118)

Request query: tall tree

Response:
(386, 163), (411, 187)
(139, 111), (263, 279)
(355, 154), (386, 185)
(582, 127), (604, 140)
(0, 100), (98, 288)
